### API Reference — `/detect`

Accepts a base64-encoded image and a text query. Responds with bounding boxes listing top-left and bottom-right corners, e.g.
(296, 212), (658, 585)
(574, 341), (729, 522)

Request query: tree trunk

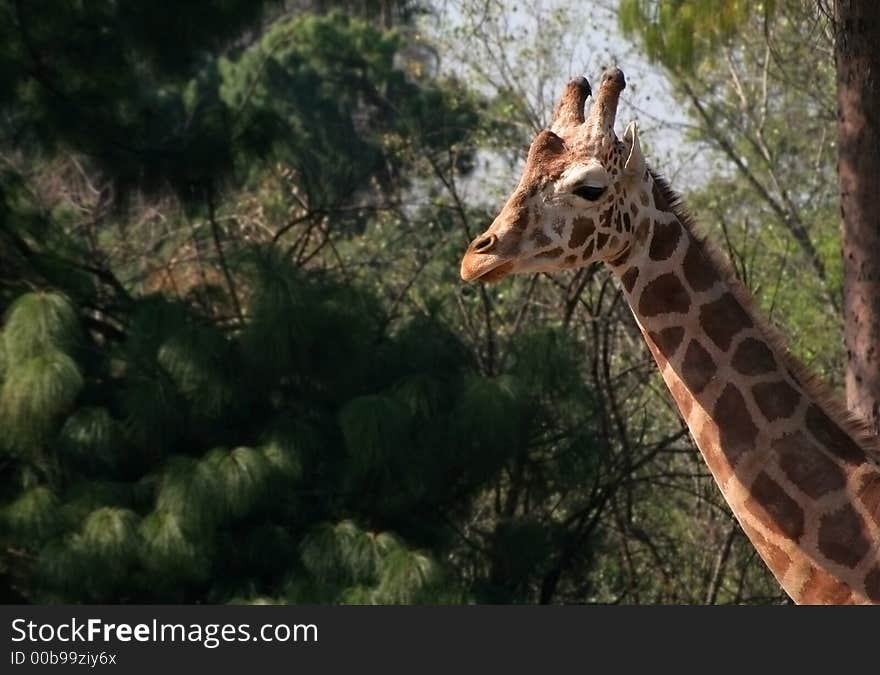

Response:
(834, 1), (880, 434)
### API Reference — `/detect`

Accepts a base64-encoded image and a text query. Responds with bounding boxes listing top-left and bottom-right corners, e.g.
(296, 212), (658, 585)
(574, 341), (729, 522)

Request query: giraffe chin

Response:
(463, 261), (515, 283)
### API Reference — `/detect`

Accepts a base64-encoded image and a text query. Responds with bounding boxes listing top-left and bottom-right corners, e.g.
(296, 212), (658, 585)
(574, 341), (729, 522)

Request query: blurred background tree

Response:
(1, 0), (850, 605)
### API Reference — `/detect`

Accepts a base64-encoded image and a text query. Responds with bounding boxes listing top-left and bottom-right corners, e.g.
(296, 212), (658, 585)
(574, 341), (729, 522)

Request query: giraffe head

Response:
(461, 68), (649, 282)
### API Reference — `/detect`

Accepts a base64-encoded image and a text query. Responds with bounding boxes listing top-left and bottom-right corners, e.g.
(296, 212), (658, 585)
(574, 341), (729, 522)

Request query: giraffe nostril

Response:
(473, 234), (497, 253)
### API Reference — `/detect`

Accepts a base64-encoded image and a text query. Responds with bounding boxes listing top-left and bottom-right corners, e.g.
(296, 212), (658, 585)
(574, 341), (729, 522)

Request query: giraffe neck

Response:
(609, 186), (880, 604)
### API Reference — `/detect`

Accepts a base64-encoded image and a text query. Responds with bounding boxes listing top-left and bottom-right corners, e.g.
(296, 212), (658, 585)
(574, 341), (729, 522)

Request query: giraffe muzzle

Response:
(460, 234), (515, 283)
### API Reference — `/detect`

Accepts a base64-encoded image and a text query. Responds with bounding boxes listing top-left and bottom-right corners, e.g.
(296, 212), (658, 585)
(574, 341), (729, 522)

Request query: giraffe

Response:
(459, 68), (880, 604)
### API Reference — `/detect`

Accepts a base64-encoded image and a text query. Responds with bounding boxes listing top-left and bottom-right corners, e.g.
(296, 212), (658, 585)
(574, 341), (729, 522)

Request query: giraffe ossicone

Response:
(460, 68), (880, 605)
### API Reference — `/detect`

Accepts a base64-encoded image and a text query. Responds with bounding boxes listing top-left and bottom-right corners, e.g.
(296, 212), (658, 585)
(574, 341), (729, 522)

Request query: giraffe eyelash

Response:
(572, 184), (606, 201)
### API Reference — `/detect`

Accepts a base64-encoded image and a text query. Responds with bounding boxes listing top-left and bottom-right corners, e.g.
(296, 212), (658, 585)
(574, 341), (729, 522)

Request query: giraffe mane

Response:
(648, 169), (880, 466)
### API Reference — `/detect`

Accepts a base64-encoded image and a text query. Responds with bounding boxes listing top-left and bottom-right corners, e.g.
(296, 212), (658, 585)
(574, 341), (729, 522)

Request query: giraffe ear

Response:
(623, 121), (645, 178)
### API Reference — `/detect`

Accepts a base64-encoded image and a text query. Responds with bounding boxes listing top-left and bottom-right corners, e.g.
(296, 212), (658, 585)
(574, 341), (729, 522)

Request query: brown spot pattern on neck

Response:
(648, 220), (680, 261)
(615, 169), (880, 603)
(682, 239), (721, 292)
(699, 293), (753, 350)
(638, 272), (691, 316)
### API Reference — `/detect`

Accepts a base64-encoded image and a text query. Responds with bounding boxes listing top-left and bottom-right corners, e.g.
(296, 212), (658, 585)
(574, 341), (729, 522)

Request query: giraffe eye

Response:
(572, 184), (606, 201)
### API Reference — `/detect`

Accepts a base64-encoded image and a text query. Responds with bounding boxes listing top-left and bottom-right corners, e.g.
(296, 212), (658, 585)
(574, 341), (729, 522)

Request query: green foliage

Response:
(619, 0), (775, 71)
(509, 328), (590, 404)
(202, 447), (272, 520)
(0, 239), (600, 601)
(638, 0), (843, 381)
(340, 395), (412, 487)
(259, 436), (303, 486)
(3, 292), (81, 362)
(60, 507), (142, 598)
(0, 0), (275, 196)
(241, 251), (316, 375)
(455, 375), (525, 454)
(0, 292), (85, 452)
(0, 225), (615, 601)
(1, 486), (61, 544)
(487, 517), (554, 597)
(156, 321), (236, 419)
(1, 350), (83, 452)
(220, 11), (479, 206)
(119, 369), (185, 454)
(375, 547), (439, 604)
(299, 520), (441, 603)
(139, 510), (212, 588)
(79, 507), (140, 568)
(57, 407), (120, 472)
